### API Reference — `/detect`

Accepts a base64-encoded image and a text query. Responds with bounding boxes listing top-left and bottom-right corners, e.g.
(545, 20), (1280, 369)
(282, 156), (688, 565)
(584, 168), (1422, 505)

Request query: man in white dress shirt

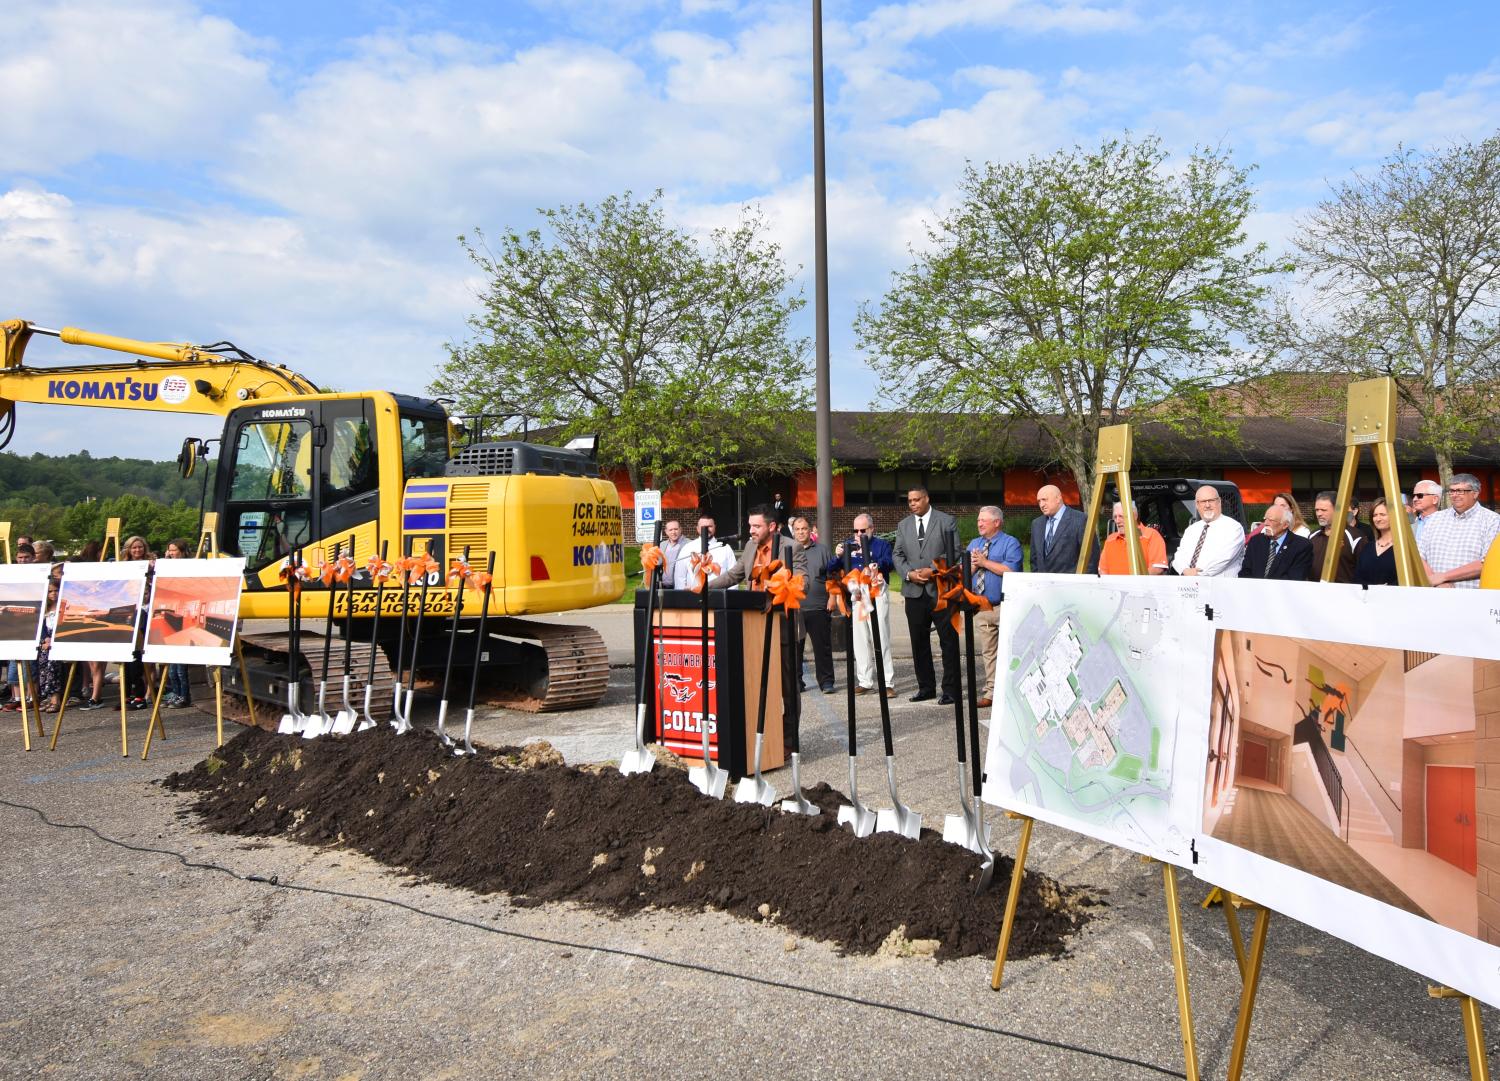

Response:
(672, 515), (737, 590)
(1171, 486), (1246, 577)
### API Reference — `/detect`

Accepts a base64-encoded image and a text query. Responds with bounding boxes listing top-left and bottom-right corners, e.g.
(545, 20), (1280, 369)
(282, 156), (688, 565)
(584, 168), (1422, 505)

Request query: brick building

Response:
(608, 408), (1500, 536)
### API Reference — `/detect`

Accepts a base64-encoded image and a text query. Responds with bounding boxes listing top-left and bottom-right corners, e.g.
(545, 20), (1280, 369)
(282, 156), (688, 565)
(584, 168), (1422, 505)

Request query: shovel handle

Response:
(843, 544), (857, 757)
(865, 543), (895, 758)
(342, 535), (358, 670)
(753, 597), (775, 737)
(438, 545), (470, 706)
(366, 539), (389, 684)
(634, 521), (664, 709)
(463, 552), (497, 715)
(962, 551), (985, 798)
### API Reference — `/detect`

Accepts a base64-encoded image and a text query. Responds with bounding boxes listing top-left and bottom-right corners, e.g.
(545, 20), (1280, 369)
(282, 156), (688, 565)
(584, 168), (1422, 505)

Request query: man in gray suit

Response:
(893, 487), (961, 704)
(709, 505), (807, 589)
(1029, 484), (1085, 573)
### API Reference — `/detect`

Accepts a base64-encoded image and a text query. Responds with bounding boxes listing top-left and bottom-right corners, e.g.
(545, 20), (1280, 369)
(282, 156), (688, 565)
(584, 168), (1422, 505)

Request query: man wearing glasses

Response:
(1171, 485), (1246, 577)
(1409, 480), (1443, 541)
(833, 514), (897, 697)
(1418, 474), (1500, 588)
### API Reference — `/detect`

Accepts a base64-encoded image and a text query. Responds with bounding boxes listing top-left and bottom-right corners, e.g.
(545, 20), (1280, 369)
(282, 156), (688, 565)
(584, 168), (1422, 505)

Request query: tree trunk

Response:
(1435, 450), (1454, 495)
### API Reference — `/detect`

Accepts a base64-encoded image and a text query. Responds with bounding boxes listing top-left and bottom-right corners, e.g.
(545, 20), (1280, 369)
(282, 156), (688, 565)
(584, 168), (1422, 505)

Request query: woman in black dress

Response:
(1354, 498), (1400, 586)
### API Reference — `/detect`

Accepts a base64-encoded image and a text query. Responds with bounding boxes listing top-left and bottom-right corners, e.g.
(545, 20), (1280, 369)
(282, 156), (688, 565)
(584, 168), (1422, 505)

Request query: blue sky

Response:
(3, 0), (1498, 460)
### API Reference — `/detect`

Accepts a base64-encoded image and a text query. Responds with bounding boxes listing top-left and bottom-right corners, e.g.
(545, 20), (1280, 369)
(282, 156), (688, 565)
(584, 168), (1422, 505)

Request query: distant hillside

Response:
(0, 451), (201, 553)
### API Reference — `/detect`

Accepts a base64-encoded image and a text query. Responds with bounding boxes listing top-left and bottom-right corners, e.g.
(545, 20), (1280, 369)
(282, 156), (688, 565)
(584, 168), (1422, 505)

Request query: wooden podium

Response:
(633, 589), (786, 779)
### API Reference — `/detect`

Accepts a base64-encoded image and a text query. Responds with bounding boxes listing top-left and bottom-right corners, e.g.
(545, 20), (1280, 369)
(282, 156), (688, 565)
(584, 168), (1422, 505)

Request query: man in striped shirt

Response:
(1419, 474), (1500, 589)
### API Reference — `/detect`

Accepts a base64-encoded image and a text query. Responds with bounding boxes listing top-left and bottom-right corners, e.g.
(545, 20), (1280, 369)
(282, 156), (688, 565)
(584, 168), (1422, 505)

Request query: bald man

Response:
(1028, 484), (1085, 573)
(1171, 486), (1246, 577)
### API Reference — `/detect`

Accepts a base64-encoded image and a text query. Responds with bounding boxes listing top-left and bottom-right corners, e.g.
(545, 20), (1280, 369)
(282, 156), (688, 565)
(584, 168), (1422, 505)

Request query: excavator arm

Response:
(0, 318), (319, 448)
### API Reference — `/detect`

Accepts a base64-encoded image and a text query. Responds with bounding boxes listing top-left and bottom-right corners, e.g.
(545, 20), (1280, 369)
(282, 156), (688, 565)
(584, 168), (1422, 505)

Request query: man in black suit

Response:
(892, 487), (961, 704)
(1240, 505), (1313, 581)
(1029, 484), (1085, 573)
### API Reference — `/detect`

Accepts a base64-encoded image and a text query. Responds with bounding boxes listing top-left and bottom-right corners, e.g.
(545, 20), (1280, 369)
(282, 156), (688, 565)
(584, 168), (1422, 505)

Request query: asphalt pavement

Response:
(1, 602), (1493, 1079)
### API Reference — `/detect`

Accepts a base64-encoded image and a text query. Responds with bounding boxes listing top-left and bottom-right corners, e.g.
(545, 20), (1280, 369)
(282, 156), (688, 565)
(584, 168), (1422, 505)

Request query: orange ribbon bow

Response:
(333, 553), (355, 584)
(447, 556), (471, 587)
(466, 570), (493, 593)
(279, 559), (309, 598)
(931, 557), (992, 633)
(825, 568), (850, 617)
(844, 566), (885, 621)
(640, 543), (664, 587)
(408, 554), (440, 585)
(767, 568), (806, 611)
(750, 556), (783, 591)
(688, 551), (720, 594)
(365, 555), (393, 584)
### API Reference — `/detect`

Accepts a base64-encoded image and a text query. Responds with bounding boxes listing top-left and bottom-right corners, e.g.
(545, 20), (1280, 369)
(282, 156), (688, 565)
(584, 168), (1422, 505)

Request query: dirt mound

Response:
(164, 727), (1100, 960)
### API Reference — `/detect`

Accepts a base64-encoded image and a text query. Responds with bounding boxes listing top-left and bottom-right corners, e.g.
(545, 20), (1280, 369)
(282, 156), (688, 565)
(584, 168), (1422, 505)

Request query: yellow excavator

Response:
(0, 319), (625, 717)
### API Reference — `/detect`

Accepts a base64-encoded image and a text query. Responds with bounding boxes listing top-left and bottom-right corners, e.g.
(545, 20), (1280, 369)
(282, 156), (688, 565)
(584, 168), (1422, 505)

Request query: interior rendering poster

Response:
(1197, 578), (1500, 1007)
(50, 560), (150, 664)
(143, 558), (246, 666)
(0, 563), (53, 661)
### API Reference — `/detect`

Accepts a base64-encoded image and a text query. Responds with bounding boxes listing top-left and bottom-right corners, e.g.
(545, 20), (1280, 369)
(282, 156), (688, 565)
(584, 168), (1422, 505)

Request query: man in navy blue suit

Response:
(1028, 484), (1085, 573)
(1240, 505), (1313, 581)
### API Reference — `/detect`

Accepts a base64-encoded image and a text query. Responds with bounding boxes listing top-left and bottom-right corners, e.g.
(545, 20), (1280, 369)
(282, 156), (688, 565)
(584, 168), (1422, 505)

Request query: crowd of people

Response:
(2, 534), (195, 717)
(660, 475), (1500, 708)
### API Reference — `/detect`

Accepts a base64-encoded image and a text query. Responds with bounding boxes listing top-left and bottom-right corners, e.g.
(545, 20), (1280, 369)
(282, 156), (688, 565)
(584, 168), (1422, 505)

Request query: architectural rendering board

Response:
(0, 564), (52, 661)
(143, 558), (246, 666)
(51, 561), (150, 664)
(1198, 578), (1500, 1007)
(982, 574), (1215, 866)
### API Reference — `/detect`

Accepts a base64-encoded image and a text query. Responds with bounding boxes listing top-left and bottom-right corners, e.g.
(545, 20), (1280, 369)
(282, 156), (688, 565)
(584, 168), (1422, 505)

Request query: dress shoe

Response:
(856, 686), (870, 696)
(937, 694), (956, 706)
(977, 697), (993, 708)
(910, 690), (936, 702)
(884, 687), (897, 698)
(820, 684), (835, 694)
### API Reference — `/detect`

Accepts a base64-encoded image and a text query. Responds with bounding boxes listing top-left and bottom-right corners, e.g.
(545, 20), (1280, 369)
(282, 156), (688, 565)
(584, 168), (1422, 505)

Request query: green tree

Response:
(434, 190), (812, 492)
(856, 135), (1284, 507)
(1283, 135), (1500, 487)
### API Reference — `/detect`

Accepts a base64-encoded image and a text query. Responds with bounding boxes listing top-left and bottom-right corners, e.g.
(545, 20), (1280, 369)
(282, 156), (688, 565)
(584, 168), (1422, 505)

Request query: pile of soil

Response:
(164, 727), (1100, 960)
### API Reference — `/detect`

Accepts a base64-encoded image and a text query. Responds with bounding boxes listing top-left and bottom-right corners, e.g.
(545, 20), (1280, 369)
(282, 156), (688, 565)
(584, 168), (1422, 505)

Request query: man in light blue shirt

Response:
(967, 505), (1023, 708)
(1410, 479), (1442, 542)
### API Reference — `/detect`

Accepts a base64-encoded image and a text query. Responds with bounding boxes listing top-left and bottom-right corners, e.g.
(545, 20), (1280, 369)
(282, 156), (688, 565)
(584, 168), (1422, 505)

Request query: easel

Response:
(141, 513), (242, 758)
(989, 424), (1203, 1081)
(1215, 378), (1486, 1081)
(1321, 376), (1428, 585)
(2, 520), (49, 751)
(51, 517), (144, 757)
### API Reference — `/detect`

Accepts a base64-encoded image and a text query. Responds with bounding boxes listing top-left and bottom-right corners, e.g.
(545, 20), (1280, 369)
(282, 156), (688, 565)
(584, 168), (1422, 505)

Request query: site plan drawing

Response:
(982, 574), (1215, 865)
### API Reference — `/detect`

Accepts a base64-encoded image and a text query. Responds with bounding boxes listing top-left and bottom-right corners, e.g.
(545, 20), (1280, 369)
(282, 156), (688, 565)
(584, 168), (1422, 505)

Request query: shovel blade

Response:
(734, 777), (777, 806)
(837, 803), (877, 837)
(780, 793), (818, 815)
(688, 763), (727, 799)
(276, 713), (301, 735)
(618, 748), (656, 776)
(877, 805), (922, 840)
(942, 813), (973, 847)
(331, 708), (358, 736)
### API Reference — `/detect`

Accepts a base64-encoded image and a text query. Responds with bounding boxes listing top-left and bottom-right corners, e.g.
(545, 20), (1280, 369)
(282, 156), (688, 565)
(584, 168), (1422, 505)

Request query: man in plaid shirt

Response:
(1419, 473), (1500, 588)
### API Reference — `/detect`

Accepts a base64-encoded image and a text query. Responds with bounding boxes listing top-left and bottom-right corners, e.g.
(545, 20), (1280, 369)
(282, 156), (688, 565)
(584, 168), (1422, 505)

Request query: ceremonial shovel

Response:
(332, 539), (361, 735)
(434, 546), (470, 747)
(276, 551), (307, 735)
(733, 592), (779, 806)
(304, 539), (351, 739)
(943, 552), (987, 854)
(961, 551), (996, 890)
(390, 538), (414, 726)
(359, 540), (389, 730)
(869, 559), (920, 839)
(835, 545), (876, 836)
(456, 552), (496, 756)
(779, 596), (817, 816)
(395, 547), (435, 736)
(687, 525), (727, 799)
(619, 522), (663, 777)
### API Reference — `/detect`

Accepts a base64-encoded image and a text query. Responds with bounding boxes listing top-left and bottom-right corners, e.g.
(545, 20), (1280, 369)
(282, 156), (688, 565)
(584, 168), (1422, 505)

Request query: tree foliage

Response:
(1282, 134), (1500, 485)
(434, 191), (812, 492)
(856, 135), (1283, 506)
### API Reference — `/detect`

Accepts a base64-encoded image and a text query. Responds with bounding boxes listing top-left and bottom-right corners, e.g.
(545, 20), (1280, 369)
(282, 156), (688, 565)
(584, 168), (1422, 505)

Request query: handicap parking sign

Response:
(641, 507), (657, 522)
(634, 490), (662, 542)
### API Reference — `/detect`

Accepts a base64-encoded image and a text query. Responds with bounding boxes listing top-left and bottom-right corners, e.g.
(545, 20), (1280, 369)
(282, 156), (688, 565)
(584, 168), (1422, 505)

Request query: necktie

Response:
(1188, 519), (1210, 569)
(973, 541), (987, 593)
(917, 516), (926, 544)
(1264, 536), (1278, 576)
(1045, 515), (1058, 554)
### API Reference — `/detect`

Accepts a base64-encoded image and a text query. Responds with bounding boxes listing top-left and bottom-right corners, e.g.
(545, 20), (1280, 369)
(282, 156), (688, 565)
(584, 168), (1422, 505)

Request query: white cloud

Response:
(1288, 67), (1500, 158)
(0, 0), (271, 173)
(857, 0), (1138, 46)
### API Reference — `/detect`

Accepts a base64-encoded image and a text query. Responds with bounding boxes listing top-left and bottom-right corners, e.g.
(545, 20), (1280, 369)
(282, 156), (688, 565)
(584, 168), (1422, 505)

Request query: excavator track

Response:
(483, 618), (610, 713)
(222, 632), (399, 729)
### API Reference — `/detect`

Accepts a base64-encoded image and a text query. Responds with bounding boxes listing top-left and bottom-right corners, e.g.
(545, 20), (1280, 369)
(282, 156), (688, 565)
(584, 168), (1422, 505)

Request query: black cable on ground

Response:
(0, 794), (1184, 1079)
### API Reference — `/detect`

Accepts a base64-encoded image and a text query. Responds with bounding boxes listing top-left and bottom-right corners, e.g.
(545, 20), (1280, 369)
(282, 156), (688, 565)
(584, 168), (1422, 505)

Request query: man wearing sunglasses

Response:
(1409, 480), (1442, 541)
(1418, 474), (1500, 588)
